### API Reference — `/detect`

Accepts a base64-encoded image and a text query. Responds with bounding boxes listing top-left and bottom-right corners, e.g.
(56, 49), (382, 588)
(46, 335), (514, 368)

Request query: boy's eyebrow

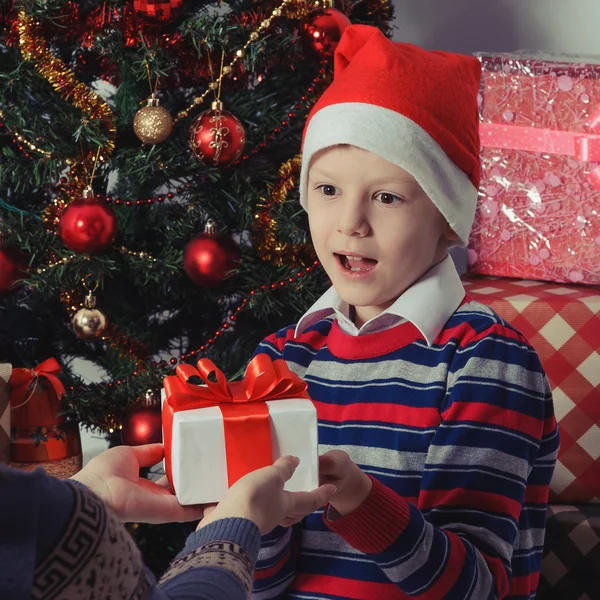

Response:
(308, 167), (337, 179)
(309, 168), (420, 186)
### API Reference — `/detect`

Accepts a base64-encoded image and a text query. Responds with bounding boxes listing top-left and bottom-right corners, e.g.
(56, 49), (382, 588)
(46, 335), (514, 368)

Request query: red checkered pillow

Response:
(463, 276), (600, 504)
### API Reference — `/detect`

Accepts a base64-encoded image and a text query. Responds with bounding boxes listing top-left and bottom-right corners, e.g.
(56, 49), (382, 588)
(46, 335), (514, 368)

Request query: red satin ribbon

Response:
(162, 353), (309, 489)
(480, 105), (600, 191)
(9, 358), (66, 403)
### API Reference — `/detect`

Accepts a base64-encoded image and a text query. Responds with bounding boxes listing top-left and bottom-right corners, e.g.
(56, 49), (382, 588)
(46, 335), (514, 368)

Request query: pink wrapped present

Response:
(469, 53), (600, 285)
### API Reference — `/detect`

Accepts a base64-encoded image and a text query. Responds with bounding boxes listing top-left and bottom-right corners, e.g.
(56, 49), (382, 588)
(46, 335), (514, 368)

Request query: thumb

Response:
(318, 450), (345, 474)
(271, 455), (300, 484)
(313, 483), (338, 506)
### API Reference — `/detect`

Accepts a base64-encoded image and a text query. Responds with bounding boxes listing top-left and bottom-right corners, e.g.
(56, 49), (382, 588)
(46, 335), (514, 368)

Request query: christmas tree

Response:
(0, 0), (392, 572)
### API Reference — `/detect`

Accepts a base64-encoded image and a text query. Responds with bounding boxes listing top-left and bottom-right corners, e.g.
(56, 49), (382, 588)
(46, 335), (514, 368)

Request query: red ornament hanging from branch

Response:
(121, 390), (162, 446)
(183, 219), (241, 288)
(300, 6), (351, 59)
(188, 100), (246, 167)
(0, 245), (27, 297)
(132, 0), (183, 23)
(59, 186), (118, 254)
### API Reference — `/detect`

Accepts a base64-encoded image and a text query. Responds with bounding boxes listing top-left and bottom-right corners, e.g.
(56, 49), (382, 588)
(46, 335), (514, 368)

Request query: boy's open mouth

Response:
(334, 253), (378, 272)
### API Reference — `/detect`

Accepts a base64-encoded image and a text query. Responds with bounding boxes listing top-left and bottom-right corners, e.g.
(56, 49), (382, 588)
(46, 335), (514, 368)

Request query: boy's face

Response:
(307, 145), (456, 326)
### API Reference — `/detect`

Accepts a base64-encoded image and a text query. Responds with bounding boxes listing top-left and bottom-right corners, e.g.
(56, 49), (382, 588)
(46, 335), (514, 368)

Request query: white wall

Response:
(391, 0), (600, 275)
(392, 0), (600, 56)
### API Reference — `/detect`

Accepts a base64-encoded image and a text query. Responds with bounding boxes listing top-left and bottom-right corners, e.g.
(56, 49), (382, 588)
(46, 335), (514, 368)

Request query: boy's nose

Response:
(336, 198), (370, 237)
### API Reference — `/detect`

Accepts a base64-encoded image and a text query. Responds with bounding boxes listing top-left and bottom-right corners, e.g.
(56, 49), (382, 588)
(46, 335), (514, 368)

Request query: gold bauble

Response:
(133, 94), (173, 144)
(72, 307), (107, 339)
(72, 292), (107, 340)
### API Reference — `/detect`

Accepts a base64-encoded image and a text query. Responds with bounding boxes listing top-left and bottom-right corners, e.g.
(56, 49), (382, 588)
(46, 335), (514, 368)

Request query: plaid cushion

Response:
(538, 505), (600, 600)
(462, 275), (600, 503)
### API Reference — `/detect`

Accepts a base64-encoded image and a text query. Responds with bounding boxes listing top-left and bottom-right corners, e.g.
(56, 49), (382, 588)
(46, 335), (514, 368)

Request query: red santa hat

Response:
(300, 25), (482, 246)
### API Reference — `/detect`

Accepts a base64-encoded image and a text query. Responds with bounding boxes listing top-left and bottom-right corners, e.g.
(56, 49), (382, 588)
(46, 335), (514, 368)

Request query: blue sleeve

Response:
(160, 518), (261, 600)
(0, 466), (262, 600)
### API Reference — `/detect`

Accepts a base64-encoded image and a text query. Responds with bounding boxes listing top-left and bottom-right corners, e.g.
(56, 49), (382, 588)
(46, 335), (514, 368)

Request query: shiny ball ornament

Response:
(59, 186), (118, 254)
(0, 245), (27, 297)
(300, 8), (351, 59)
(121, 403), (162, 446)
(133, 0), (182, 22)
(188, 101), (246, 167)
(184, 220), (241, 287)
(133, 94), (173, 144)
(72, 292), (107, 340)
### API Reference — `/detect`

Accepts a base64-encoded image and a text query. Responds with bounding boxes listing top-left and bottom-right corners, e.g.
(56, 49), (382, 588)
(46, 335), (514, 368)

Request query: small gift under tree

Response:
(9, 358), (82, 477)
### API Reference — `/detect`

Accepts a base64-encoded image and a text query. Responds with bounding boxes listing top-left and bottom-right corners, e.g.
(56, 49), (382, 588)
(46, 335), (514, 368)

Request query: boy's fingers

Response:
(318, 450), (347, 474)
(271, 455), (300, 483)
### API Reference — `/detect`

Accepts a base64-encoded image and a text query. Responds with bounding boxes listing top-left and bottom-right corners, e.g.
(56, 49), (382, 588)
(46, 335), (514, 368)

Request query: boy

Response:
(251, 25), (559, 600)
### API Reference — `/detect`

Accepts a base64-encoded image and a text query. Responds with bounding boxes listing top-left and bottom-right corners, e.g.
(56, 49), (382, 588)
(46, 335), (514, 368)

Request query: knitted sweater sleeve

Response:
(0, 466), (261, 600)
(324, 323), (559, 600)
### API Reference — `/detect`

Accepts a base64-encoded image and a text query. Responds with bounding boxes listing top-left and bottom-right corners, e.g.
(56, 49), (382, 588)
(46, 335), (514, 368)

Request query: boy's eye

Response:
(317, 184), (340, 196)
(375, 192), (404, 205)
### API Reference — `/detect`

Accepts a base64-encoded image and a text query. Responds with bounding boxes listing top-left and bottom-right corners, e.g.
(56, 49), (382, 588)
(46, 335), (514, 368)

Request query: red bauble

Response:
(188, 101), (246, 167)
(59, 187), (118, 254)
(132, 0), (182, 22)
(121, 403), (162, 446)
(184, 221), (240, 287)
(300, 8), (351, 59)
(0, 245), (27, 296)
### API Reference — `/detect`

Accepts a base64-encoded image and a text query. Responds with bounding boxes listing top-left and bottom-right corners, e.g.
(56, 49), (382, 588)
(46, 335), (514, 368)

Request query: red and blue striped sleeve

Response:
(324, 323), (559, 600)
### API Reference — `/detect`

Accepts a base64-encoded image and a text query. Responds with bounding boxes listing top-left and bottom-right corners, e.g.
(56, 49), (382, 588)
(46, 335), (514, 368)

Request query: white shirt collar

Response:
(295, 256), (465, 345)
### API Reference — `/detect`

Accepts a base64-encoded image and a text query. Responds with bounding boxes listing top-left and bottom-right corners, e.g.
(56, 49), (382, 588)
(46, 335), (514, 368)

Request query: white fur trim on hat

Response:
(300, 102), (478, 246)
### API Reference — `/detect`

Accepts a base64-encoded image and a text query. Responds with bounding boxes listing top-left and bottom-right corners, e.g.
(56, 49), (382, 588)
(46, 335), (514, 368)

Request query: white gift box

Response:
(162, 390), (319, 505)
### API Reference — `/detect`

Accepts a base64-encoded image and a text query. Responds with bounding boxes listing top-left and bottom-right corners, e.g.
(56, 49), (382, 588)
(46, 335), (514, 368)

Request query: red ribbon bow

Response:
(9, 358), (66, 405)
(163, 353), (310, 489)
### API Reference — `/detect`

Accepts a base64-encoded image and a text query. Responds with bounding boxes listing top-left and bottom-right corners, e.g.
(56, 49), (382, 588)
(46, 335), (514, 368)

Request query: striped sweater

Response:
(251, 298), (559, 600)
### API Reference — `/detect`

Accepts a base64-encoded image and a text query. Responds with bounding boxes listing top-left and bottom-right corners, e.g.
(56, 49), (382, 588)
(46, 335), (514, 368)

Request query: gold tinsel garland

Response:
(17, 10), (116, 179)
(254, 155), (316, 267)
(0, 108), (52, 158)
(175, 0), (311, 123)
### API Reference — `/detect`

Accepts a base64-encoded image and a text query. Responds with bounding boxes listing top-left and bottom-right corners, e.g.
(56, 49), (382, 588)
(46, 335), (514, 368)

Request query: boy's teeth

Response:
(338, 253), (375, 272)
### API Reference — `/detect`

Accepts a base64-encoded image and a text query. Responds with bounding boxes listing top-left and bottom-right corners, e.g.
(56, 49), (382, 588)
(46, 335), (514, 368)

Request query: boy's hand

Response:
(197, 456), (336, 535)
(319, 450), (372, 517)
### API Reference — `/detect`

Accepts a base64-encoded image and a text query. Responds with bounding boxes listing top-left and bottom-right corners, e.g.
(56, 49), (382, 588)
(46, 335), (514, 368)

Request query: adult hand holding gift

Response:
(163, 354), (319, 505)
